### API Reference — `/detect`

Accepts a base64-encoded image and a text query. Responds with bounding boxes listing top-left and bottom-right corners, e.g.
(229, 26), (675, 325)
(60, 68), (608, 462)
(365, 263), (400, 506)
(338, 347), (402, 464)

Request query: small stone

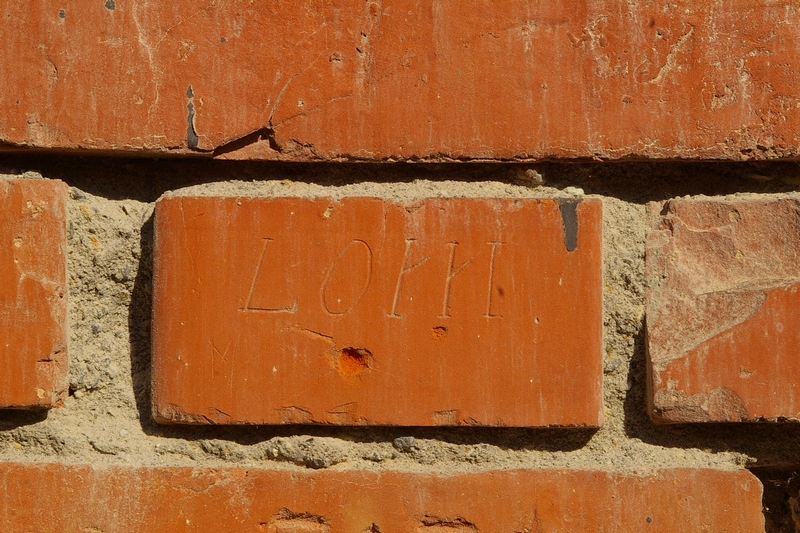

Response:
(562, 186), (585, 196)
(392, 436), (417, 452)
(70, 188), (87, 200)
(604, 359), (623, 374)
(514, 168), (545, 186)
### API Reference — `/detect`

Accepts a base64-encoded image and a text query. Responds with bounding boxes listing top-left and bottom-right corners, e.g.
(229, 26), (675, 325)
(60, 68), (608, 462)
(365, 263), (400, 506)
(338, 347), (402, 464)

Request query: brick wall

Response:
(2, 2), (800, 531)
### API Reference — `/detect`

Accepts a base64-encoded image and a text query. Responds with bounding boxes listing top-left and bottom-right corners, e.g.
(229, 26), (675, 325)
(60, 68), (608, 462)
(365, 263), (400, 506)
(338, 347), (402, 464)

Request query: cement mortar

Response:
(1, 159), (800, 476)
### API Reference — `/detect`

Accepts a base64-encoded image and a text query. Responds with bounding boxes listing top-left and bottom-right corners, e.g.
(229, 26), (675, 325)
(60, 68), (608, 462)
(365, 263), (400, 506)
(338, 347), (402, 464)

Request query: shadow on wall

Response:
(624, 321), (800, 469)
(751, 467), (800, 533)
(0, 409), (48, 431)
(128, 212), (154, 433)
(2, 155), (800, 204)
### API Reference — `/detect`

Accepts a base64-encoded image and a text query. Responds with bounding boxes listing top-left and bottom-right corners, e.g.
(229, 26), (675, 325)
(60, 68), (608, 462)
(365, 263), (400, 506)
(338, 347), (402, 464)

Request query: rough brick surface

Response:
(2, 1), (799, 160)
(647, 198), (800, 423)
(152, 196), (603, 426)
(0, 464), (764, 532)
(0, 178), (68, 408)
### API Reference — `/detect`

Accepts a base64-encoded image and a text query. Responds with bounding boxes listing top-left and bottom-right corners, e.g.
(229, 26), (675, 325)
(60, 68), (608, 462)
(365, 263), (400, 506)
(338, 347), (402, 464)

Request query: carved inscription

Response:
(321, 239), (373, 315)
(152, 196), (605, 426)
(241, 237), (505, 318)
(388, 238), (430, 318)
(241, 238), (298, 313)
(440, 241), (471, 318)
(484, 241), (503, 318)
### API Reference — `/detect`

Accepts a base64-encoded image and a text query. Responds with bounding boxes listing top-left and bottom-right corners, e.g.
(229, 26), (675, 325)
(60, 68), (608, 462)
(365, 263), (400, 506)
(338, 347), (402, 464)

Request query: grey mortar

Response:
(1, 159), (800, 477)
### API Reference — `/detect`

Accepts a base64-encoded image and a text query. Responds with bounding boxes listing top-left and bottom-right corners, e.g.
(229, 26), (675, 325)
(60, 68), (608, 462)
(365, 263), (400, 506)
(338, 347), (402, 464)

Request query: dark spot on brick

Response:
(186, 85), (198, 149)
(558, 198), (580, 252)
(186, 102), (198, 149)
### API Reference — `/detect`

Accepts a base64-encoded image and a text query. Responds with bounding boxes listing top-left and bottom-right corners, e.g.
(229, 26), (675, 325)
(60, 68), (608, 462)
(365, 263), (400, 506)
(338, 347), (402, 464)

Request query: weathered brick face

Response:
(152, 196), (603, 426)
(647, 198), (800, 422)
(0, 178), (68, 408)
(2, 1), (799, 159)
(0, 464), (765, 532)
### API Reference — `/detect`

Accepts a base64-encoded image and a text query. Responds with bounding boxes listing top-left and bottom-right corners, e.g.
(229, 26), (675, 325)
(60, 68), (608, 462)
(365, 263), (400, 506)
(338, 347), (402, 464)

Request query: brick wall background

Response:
(1, 159), (799, 531)
(3, 1), (800, 531)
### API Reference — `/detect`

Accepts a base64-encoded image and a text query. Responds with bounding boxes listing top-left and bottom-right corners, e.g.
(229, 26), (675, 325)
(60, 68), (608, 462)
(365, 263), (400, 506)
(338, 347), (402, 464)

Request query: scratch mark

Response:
(272, 93), (355, 129)
(269, 509), (330, 530)
(353, 0), (384, 108)
(213, 92), (353, 157)
(290, 326), (335, 345)
(212, 22), (333, 155)
(131, 1), (215, 124)
(439, 242), (471, 318)
(389, 238), (430, 318)
(325, 402), (359, 423)
(130, 0), (167, 122)
(210, 340), (229, 363)
(275, 406), (314, 424)
(176, 201), (201, 296)
(210, 339), (230, 377)
(294, 22), (329, 48)
(152, 1), (217, 53)
(648, 24), (695, 84)
(210, 407), (231, 419)
(484, 241), (504, 317)
(267, 49), (329, 130)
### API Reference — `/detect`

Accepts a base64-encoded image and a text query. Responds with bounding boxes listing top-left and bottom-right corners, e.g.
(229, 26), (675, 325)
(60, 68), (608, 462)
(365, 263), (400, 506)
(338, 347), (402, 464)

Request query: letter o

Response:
(321, 239), (373, 315)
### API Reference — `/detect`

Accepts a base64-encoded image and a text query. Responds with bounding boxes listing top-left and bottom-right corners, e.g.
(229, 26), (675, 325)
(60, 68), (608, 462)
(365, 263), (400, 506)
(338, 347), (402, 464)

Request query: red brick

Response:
(0, 178), (68, 408)
(647, 198), (800, 423)
(2, 1), (798, 160)
(152, 197), (603, 426)
(0, 464), (765, 532)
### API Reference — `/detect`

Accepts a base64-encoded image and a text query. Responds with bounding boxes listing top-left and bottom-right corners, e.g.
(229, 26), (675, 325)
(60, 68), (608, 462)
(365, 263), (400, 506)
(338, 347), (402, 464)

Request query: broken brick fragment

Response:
(647, 198), (800, 422)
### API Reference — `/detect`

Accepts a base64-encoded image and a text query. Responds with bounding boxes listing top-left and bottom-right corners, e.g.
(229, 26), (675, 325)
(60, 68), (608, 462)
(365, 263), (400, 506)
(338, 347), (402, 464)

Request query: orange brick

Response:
(152, 197), (603, 426)
(0, 464), (764, 532)
(1, 1), (798, 160)
(647, 198), (800, 422)
(0, 178), (68, 408)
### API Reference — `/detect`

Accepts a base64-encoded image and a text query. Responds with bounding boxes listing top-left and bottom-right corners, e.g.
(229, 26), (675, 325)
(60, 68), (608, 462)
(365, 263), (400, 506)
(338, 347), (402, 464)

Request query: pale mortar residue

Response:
(3, 171), (796, 474)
